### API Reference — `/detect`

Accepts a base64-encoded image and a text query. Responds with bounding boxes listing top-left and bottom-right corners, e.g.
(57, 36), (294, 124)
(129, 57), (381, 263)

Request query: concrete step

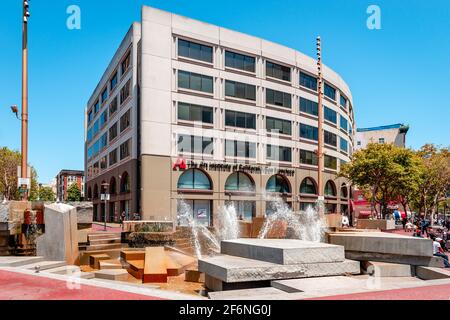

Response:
(416, 266), (450, 280)
(362, 261), (413, 277)
(89, 238), (121, 245)
(208, 287), (287, 300)
(45, 265), (81, 275)
(21, 260), (67, 271)
(86, 243), (123, 251)
(0, 256), (45, 267)
(88, 233), (120, 241)
(79, 247), (128, 265)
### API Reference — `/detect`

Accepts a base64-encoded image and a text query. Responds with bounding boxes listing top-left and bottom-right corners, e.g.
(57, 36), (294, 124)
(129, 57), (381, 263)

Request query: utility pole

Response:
(316, 36), (325, 215)
(20, 0), (30, 200)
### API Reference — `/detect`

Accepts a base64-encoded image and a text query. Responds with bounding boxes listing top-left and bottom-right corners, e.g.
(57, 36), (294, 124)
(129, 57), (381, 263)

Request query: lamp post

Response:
(101, 182), (110, 232)
(316, 36), (325, 216)
(20, 0), (30, 200)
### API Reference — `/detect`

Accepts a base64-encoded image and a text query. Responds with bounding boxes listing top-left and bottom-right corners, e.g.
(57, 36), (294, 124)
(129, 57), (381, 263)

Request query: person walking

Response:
(402, 216), (407, 231)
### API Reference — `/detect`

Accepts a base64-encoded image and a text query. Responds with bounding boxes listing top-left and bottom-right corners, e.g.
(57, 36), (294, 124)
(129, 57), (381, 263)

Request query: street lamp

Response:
(101, 182), (110, 232)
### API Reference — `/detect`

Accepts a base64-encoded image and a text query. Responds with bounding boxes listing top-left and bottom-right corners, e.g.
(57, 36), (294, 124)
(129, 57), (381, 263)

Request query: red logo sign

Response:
(173, 158), (187, 171)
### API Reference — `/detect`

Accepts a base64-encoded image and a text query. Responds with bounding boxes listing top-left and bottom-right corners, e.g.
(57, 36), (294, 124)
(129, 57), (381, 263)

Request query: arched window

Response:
(110, 177), (117, 195)
(300, 178), (317, 195)
(100, 181), (107, 194)
(93, 184), (99, 199)
(340, 184), (348, 199)
(87, 187), (92, 200)
(177, 169), (212, 190)
(266, 175), (291, 194)
(325, 180), (337, 197)
(120, 172), (130, 193)
(225, 172), (255, 192)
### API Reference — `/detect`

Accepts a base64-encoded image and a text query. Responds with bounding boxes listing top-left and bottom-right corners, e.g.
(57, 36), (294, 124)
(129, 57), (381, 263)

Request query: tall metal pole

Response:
(21, 0), (30, 200)
(316, 36), (325, 214)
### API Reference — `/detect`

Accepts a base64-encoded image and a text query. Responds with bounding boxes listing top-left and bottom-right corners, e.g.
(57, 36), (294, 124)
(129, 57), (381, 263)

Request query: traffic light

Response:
(23, 0), (30, 23)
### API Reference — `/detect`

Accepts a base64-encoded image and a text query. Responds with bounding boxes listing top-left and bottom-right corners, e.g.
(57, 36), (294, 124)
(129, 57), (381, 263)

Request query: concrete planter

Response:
(356, 219), (396, 230)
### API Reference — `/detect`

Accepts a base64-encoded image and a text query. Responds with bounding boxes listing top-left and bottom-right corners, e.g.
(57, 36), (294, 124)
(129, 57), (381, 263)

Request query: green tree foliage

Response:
(38, 186), (55, 202)
(66, 183), (81, 202)
(0, 147), (38, 200)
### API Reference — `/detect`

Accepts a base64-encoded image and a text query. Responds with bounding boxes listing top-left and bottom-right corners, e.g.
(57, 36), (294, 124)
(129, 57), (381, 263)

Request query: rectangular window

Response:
(300, 72), (317, 90)
(88, 110), (93, 124)
(267, 145), (292, 162)
(101, 87), (108, 103)
(120, 109), (131, 132)
(109, 149), (118, 166)
(100, 111), (108, 127)
(300, 124), (318, 141)
(340, 115), (348, 132)
(110, 72), (118, 91)
(340, 95), (347, 108)
(324, 155), (337, 170)
(324, 130), (337, 147)
(225, 140), (256, 158)
(300, 149), (318, 166)
(324, 83), (336, 100)
(340, 138), (348, 153)
(266, 89), (291, 109)
(266, 61), (291, 82)
(92, 119), (100, 136)
(379, 138), (385, 144)
(100, 133), (108, 150)
(225, 110), (256, 129)
(266, 117), (292, 135)
(177, 135), (213, 155)
(177, 103), (213, 124)
(94, 101), (100, 114)
(100, 156), (107, 170)
(109, 97), (118, 116)
(87, 127), (93, 143)
(121, 52), (131, 75)
(225, 80), (256, 101)
(178, 71), (213, 94)
(109, 122), (118, 142)
(178, 39), (213, 63)
(324, 106), (337, 124)
(120, 139), (131, 160)
(120, 80), (131, 104)
(225, 51), (255, 73)
(300, 97), (318, 116)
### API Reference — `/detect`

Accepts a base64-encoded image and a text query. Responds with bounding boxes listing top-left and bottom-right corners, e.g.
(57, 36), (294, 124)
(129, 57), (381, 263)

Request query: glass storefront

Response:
(225, 200), (255, 221)
(177, 199), (212, 227)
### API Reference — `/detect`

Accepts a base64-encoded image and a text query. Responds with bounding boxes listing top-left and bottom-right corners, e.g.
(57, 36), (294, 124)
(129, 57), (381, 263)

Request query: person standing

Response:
(402, 216), (407, 231)
(120, 211), (126, 230)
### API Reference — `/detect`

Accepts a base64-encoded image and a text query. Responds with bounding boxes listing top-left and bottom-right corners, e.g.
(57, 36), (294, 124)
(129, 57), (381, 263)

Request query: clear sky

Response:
(0, 0), (449, 183)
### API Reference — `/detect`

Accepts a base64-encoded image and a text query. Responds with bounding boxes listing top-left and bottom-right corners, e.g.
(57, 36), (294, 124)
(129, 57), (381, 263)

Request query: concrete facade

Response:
(355, 123), (409, 151)
(85, 6), (356, 225)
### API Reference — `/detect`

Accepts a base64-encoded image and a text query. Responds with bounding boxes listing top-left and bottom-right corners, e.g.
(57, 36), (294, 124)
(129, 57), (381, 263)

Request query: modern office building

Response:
(56, 170), (85, 202)
(355, 124), (409, 150)
(84, 6), (356, 224)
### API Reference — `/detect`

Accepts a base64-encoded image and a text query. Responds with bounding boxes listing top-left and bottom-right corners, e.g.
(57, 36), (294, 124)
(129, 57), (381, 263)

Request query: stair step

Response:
(88, 233), (120, 240)
(89, 238), (121, 245)
(21, 260), (67, 271)
(45, 265), (81, 275)
(86, 243), (123, 251)
(0, 256), (45, 267)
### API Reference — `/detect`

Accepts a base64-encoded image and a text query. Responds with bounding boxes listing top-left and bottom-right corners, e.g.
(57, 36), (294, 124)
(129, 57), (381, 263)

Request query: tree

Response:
(412, 144), (450, 224)
(67, 183), (81, 202)
(0, 147), (38, 200)
(339, 143), (423, 219)
(38, 186), (55, 202)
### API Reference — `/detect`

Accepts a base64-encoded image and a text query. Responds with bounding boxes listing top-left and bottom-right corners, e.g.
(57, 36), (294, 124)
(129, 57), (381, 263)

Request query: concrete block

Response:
(127, 260), (144, 280)
(45, 265), (81, 275)
(0, 256), (45, 267)
(362, 261), (413, 277)
(199, 254), (360, 289)
(272, 276), (365, 293)
(120, 250), (145, 262)
(415, 266), (450, 280)
(22, 260), (67, 271)
(221, 239), (345, 265)
(185, 269), (205, 283)
(36, 203), (79, 265)
(143, 247), (167, 283)
(94, 269), (129, 281)
(166, 251), (196, 276)
(89, 254), (111, 269)
(99, 259), (123, 270)
(345, 251), (444, 267)
(328, 232), (433, 257)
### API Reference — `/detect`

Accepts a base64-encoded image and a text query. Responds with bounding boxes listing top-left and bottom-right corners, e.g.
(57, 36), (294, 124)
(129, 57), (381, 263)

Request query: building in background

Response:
(39, 178), (57, 195)
(56, 170), (85, 202)
(84, 6), (356, 224)
(355, 123), (409, 150)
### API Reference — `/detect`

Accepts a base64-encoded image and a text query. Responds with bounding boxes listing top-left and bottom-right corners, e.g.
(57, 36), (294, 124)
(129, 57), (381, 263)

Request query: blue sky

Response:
(0, 0), (449, 183)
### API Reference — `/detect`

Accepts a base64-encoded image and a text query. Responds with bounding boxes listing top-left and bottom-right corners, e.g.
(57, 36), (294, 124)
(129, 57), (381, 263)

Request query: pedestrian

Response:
(341, 215), (349, 228)
(431, 235), (450, 268)
(402, 216), (407, 231)
(120, 211), (126, 229)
